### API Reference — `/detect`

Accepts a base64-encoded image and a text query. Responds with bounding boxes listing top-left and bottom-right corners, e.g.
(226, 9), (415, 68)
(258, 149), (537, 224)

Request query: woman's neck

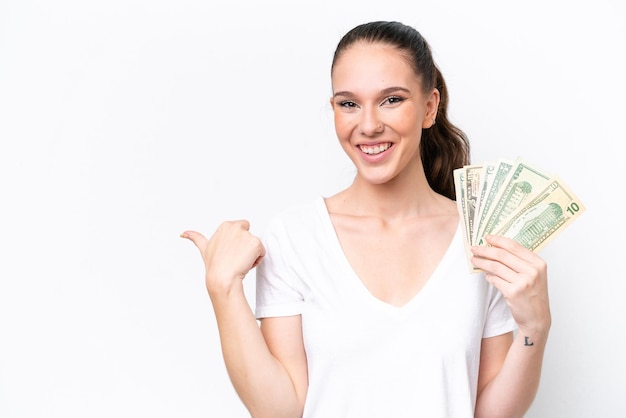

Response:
(331, 171), (452, 220)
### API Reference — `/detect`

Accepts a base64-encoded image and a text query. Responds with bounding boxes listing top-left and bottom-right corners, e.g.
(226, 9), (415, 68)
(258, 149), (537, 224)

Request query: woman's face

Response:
(330, 42), (438, 186)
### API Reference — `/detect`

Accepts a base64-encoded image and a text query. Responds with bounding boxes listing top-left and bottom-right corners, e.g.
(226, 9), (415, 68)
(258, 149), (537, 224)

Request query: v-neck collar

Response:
(316, 195), (461, 315)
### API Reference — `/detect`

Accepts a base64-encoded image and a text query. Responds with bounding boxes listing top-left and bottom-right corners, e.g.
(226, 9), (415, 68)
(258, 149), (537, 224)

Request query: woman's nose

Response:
(358, 108), (384, 135)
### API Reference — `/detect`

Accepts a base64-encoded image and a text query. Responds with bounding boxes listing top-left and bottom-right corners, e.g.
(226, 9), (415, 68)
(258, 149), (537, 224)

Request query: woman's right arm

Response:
(181, 220), (308, 418)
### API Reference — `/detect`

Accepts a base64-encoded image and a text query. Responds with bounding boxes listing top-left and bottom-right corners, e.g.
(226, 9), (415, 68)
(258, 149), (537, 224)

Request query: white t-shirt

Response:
(255, 196), (516, 418)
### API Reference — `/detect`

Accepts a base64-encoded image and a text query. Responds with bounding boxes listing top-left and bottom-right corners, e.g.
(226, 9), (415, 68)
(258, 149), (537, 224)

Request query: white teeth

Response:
(360, 143), (391, 155)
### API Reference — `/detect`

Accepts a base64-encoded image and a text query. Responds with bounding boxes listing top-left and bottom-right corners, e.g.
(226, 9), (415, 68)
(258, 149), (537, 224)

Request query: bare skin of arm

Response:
(182, 221), (308, 418)
(472, 234), (551, 418)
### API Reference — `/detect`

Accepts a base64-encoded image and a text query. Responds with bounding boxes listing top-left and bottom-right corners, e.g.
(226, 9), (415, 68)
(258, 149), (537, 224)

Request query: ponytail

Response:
(420, 67), (470, 200)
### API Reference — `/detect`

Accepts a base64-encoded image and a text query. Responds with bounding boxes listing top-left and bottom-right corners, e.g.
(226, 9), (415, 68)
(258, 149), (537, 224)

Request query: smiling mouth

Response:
(359, 143), (392, 155)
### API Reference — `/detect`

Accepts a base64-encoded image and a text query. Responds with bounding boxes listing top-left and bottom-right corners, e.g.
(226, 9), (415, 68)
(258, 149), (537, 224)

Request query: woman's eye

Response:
(383, 96), (404, 105)
(339, 100), (357, 108)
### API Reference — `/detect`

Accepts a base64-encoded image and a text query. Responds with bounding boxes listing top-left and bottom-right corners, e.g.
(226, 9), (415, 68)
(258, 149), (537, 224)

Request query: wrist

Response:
(206, 274), (245, 299)
(517, 310), (552, 338)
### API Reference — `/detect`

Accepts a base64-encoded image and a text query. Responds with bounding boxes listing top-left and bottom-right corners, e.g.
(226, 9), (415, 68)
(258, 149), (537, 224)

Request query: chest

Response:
(332, 218), (457, 307)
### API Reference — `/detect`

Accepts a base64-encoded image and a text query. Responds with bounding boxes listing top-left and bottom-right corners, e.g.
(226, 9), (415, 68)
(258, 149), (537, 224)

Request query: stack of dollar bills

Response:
(453, 157), (586, 273)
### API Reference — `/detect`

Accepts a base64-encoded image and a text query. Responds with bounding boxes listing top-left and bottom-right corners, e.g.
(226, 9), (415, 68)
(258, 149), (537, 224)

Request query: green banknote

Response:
(453, 167), (472, 249)
(471, 158), (515, 245)
(472, 161), (496, 244)
(491, 177), (586, 252)
(464, 165), (483, 246)
(454, 157), (585, 273)
(475, 159), (552, 246)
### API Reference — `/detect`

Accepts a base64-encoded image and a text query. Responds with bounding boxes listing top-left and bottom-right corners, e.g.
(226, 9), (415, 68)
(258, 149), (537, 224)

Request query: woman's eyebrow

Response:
(332, 86), (411, 99)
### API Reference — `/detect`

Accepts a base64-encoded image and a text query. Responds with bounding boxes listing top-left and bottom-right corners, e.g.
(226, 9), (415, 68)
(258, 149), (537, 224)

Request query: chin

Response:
(356, 171), (398, 186)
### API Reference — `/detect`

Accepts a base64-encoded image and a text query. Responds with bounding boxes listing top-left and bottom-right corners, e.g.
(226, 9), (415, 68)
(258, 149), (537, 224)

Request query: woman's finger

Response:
(471, 235), (537, 276)
(180, 230), (209, 250)
(484, 235), (539, 267)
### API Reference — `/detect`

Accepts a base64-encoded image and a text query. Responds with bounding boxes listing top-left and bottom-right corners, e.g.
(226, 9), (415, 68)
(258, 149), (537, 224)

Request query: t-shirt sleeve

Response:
(254, 218), (306, 319)
(482, 285), (517, 338)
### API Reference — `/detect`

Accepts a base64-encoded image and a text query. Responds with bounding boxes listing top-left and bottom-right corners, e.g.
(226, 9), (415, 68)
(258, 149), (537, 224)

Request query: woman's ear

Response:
(422, 88), (440, 129)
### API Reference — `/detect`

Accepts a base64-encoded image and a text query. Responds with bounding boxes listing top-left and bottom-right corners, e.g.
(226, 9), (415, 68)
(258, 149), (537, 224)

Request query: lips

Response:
(358, 142), (392, 155)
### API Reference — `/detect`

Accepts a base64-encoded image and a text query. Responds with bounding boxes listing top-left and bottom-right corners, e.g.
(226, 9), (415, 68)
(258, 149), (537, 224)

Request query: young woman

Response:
(182, 21), (551, 418)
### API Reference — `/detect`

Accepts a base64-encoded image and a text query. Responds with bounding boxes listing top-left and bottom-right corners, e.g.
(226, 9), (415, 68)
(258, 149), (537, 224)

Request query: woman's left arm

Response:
(472, 234), (551, 418)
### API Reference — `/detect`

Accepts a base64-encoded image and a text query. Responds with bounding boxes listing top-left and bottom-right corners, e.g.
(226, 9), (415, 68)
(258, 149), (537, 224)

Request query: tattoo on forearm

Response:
(524, 336), (534, 346)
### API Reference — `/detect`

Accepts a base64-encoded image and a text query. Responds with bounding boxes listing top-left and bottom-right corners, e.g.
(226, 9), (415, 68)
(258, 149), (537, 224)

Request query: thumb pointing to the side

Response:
(180, 230), (209, 251)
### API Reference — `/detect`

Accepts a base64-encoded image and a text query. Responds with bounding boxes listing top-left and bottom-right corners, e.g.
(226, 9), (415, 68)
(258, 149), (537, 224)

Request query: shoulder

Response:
(257, 196), (331, 274)
(263, 196), (327, 239)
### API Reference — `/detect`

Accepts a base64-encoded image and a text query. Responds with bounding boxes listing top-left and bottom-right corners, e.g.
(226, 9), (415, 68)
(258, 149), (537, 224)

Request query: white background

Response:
(1, 0), (624, 417)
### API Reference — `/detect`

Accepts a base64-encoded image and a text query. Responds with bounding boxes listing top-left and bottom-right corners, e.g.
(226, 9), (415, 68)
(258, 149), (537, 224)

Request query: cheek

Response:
(333, 113), (353, 141)
(389, 111), (421, 134)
